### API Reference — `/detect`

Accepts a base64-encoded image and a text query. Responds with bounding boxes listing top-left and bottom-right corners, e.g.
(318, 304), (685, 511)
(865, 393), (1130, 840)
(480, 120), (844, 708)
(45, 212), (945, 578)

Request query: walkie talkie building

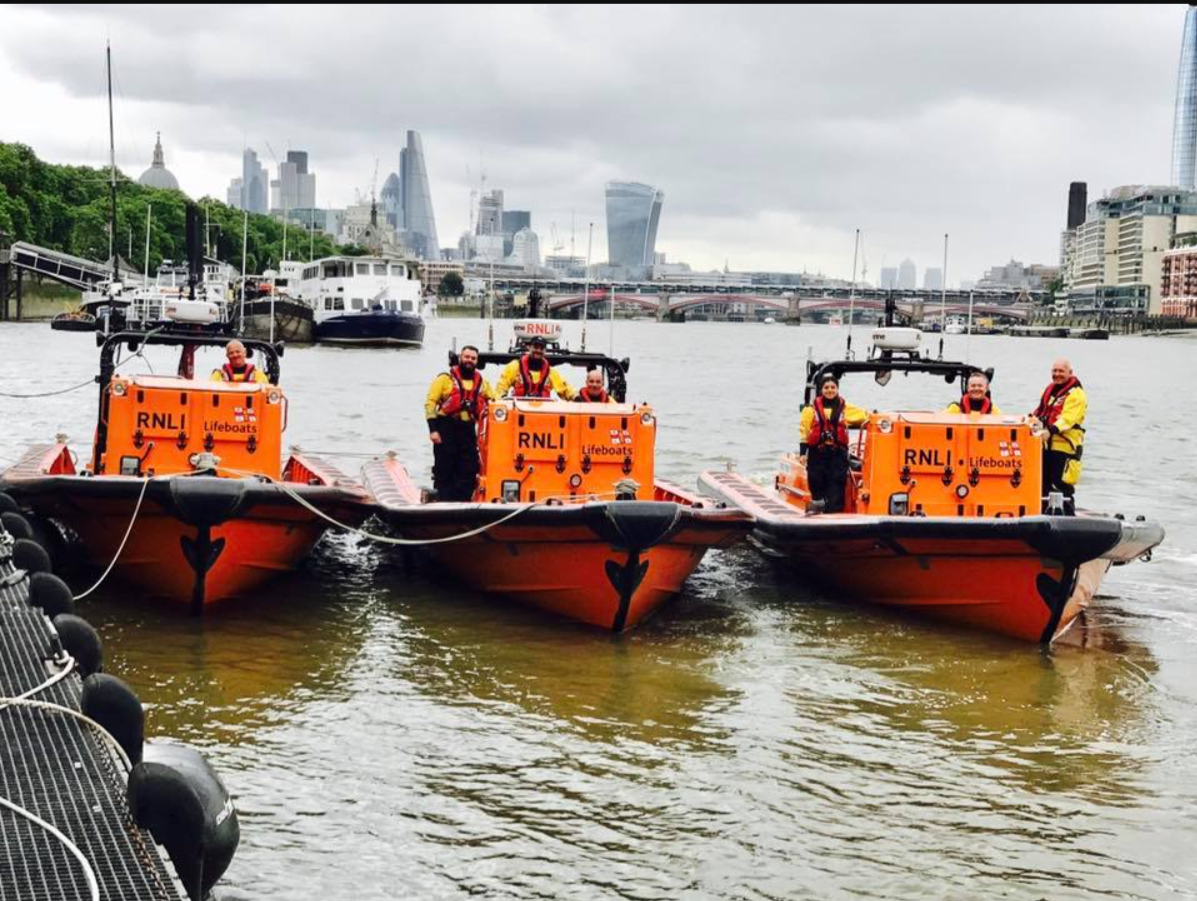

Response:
(605, 181), (664, 277)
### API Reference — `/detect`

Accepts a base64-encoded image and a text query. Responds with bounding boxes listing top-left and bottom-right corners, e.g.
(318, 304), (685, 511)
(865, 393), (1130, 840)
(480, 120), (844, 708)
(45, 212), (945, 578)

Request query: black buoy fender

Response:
(131, 743), (240, 901)
(0, 492), (19, 515)
(12, 537), (52, 575)
(29, 572), (75, 618)
(80, 672), (144, 766)
(51, 613), (103, 678)
(1, 510), (34, 541)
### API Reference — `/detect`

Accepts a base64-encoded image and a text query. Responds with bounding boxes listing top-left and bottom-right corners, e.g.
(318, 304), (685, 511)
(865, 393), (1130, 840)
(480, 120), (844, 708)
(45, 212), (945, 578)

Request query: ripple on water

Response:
(2, 323), (1195, 900)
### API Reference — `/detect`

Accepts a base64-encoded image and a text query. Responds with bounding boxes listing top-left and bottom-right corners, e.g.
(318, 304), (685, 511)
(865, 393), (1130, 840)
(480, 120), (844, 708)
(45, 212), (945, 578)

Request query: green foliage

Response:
(437, 270), (465, 298)
(0, 141), (340, 274)
(1043, 275), (1065, 305)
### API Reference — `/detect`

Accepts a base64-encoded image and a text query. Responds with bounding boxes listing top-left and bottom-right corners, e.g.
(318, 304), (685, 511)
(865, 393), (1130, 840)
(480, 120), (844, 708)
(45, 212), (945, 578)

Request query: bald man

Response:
(211, 340), (268, 384)
(1031, 358), (1087, 513)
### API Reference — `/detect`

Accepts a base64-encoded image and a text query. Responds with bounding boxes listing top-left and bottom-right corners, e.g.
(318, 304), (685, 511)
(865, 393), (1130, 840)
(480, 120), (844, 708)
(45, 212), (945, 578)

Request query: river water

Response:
(1, 320), (1194, 900)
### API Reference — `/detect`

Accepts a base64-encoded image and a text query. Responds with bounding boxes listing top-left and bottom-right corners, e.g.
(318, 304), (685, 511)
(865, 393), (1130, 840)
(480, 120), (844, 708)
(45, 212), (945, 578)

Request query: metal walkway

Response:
(0, 533), (185, 901)
(5, 242), (117, 291)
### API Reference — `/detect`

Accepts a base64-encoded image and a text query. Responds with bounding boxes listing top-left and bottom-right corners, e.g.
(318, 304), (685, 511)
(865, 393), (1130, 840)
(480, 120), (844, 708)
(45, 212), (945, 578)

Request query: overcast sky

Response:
(0, 4), (1185, 283)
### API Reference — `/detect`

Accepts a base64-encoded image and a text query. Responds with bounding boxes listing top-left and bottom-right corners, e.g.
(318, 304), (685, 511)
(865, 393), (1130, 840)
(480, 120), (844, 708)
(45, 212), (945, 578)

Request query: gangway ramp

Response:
(7, 241), (115, 291)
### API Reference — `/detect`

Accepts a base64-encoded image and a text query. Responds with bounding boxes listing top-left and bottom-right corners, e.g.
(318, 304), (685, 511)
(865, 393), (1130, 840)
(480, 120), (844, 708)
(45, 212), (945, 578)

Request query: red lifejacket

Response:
(808, 397), (849, 449)
(439, 367), (486, 420)
(515, 355), (553, 398)
(221, 362), (257, 383)
(1033, 377), (1081, 427)
(577, 386), (609, 403)
(959, 394), (993, 414)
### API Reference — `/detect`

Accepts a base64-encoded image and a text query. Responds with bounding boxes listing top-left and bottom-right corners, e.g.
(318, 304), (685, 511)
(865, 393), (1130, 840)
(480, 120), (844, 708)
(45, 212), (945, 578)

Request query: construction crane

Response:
(550, 223), (565, 254)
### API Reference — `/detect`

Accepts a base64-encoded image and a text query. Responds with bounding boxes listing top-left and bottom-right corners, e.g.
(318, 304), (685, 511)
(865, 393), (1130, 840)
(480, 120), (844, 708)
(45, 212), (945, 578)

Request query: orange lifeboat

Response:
(700, 318), (1165, 643)
(1, 330), (373, 611)
(363, 334), (750, 632)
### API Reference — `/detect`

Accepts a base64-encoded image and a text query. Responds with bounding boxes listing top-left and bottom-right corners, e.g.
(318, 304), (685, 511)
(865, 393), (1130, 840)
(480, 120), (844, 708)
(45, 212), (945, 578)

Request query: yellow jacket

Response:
(945, 401), (1002, 414)
(210, 367), (269, 384)
(798, 400), (869, 445)
(577, 390), (616, 404)
(495, 358), (577, 400)
(425, 371), (496, 422)
(1040, 384), (1087, 455)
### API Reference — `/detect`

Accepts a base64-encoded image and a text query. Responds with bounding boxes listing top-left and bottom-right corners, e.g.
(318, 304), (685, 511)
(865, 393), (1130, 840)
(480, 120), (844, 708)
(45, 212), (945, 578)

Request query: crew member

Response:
(495, 335), (577, 399)
(798, 375), (869, 514)
(576, 369), (614, 403)
(945, 371), (1001, 414)
(1031, 358), (1087, 514)
(210, 340), (269, 383)
(424, 345), (495, 502)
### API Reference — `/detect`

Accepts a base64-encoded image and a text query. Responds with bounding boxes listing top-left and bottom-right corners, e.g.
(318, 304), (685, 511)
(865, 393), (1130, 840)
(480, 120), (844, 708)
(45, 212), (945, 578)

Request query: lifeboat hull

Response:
(362, 458), (749, 632)
(699, 470), (1164, 643)
(2, 446), (372, 610)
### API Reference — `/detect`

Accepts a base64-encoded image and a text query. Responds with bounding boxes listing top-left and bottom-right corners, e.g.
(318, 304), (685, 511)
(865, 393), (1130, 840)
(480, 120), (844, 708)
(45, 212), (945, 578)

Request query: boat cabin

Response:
(779, 331), (1045, 518)
(461, 345), (651, 503)
(292, 255), (422, 318)
(85, 332), (287, 480)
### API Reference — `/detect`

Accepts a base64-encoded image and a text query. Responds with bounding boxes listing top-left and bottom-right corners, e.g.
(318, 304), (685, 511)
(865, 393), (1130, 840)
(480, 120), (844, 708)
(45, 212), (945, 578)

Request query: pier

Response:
(0, 518), (187, 901)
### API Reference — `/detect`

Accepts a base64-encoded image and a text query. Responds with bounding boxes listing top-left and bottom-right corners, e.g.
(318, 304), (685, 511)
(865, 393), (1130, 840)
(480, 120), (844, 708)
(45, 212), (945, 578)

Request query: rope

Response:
(0, 795), (100, 901)
(0, 327), (165, 399)
(0, 654), (76, 708)
(73, 477), (150, 601)
(216, 465), (542, 546)
(0, 379), (94, 399)
(0, 698), (133, 771)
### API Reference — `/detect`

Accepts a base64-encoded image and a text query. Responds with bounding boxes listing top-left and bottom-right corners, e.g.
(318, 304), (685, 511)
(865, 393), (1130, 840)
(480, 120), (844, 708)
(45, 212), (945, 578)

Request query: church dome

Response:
(138, 132), (180, 190)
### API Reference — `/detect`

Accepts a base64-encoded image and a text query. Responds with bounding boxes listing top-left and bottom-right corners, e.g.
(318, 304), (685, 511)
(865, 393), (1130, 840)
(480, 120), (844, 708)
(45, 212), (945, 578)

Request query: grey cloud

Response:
(2, 4), (1183, 278)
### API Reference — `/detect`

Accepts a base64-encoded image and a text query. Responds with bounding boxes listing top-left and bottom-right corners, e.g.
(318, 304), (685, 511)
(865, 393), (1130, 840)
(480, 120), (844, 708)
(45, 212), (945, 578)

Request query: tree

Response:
(438, 270), (464, 298)
(0, 143), (343, 276)
(1043, 275), (1065, 307)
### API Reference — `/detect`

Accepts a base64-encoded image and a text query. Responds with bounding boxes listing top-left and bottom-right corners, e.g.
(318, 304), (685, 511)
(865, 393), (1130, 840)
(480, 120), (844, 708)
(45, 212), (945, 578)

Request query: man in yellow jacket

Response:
(495, 335), (577, 399)
(576, 369), (615, 403)
(799, 375), (869, 513)
(945, 371), (1000, 414)
(1031, 358), (1087, 513)
(210, 340), (269, 383)
(424, 345), (496, 501)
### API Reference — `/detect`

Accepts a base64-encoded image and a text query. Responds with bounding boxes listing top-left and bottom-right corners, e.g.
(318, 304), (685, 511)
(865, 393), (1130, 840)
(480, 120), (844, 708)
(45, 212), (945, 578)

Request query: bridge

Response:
(543, 288), (1031, 322)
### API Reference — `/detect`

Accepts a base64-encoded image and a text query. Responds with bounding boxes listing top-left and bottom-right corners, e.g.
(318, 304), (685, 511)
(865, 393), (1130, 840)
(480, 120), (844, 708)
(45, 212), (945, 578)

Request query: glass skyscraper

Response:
(1172, 6), (1197, 188)
(398, 130), (439, 260)
(605, 181), (664, 276)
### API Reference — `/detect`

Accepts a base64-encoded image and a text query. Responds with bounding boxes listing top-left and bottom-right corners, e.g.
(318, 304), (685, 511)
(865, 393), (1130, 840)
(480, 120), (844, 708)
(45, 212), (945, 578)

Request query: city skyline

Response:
(0, 5), (1183, 281)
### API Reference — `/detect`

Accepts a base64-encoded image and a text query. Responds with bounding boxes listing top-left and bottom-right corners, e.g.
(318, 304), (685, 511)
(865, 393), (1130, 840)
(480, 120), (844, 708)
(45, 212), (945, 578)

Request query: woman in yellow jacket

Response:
(799, 375), (869, 513)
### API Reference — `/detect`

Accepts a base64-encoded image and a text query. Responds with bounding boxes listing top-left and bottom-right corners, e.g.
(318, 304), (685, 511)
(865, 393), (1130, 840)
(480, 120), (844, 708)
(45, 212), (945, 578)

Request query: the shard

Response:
(1171, 6), (1197, 188)
(399, 130), (439, 259)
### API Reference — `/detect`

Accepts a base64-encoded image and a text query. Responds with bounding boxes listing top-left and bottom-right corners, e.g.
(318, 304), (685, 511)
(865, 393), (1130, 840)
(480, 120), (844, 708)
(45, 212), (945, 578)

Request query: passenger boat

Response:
(362, 322), (750, 632)
(698, 305), (1165, 643)
(1, 326), (373, 611)
(290, 255), (425, 347)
